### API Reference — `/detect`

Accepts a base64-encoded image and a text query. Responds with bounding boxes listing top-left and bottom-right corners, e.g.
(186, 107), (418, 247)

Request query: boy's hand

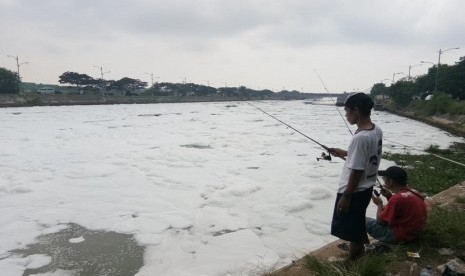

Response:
(329, 148), (347, 158)
(380, 186), (392, 199)
(371, 195), (383, 206)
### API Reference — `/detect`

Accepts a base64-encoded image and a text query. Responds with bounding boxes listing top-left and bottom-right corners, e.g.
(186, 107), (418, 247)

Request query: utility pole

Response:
(7, 55), (29, 93)
(93, 65), (110, 95)
(434, 47), (459, 92)
(392, 72), (404, 84)
(408, 64), (423, 80)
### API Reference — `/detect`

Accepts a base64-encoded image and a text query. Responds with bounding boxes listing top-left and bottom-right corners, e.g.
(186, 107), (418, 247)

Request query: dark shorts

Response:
(331, 187), (373, 242)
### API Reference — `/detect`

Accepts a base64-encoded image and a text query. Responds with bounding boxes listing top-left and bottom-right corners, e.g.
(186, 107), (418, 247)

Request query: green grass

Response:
(421, 207), (465, 249)
(301, 206), (465, 276)
(382, 142), (465, 195)
(303, 254), (388, 276)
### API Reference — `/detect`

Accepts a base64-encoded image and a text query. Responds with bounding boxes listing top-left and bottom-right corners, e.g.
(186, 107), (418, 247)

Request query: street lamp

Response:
(420, 60), (435, 66)
(93, 65), (110, 95)
(7, 55), (29, 93)
(144, 73), (159, 87)
(392, 72), (405, 83)
(93, 65), (110, 80)
(408, 64), (423, 79)
(434, 47), (460, 92)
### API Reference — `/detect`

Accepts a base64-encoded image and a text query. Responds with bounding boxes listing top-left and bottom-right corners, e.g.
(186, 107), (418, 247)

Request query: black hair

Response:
(344, 93), (374, 116)
(379, 166), (408, 186)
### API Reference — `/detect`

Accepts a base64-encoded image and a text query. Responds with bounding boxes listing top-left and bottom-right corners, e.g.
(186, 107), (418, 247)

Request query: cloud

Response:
(1, 0), (464, 91)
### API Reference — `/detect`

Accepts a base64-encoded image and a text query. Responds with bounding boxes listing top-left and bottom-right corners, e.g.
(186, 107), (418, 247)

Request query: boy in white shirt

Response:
(330, 92), (383, 260)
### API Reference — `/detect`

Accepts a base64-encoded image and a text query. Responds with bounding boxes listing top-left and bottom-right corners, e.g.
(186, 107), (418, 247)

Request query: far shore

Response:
(0, 92), (328, 108)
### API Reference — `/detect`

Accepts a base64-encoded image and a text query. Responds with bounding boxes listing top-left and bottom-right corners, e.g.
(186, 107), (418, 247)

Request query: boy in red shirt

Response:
(366, 166), (427, 243)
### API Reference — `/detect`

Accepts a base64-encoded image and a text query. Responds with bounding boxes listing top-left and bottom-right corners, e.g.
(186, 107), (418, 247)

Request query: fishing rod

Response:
(246, 101), (335, 161)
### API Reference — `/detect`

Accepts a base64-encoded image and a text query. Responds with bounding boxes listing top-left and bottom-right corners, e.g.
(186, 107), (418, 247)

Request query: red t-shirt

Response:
(380, 189), (427, 241)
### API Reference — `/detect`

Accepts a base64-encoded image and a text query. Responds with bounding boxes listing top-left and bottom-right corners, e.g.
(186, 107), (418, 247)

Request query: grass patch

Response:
(421, 207), (465, 249)
(303, 255), (388, 276)
(297, 206), (465, 276)
(382, 142), (465, 195)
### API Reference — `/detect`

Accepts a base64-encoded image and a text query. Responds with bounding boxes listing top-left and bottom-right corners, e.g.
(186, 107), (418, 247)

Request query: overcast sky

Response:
(1, 0), (464, 93)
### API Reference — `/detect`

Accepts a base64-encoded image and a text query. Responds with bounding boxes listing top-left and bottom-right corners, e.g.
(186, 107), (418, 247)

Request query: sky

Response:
(1, 100), (464, 275)
(1, 0), (465, 93)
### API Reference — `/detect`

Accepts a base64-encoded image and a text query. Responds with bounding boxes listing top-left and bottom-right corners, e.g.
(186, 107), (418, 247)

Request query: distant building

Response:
(335, 92), (351, 106)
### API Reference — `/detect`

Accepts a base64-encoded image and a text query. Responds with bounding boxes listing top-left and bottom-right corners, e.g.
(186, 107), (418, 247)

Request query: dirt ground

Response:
(273, 181), (465, 276)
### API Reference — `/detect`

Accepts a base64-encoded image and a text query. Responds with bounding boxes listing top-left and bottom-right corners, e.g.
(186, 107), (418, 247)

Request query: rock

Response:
(438, 258), (465, 275)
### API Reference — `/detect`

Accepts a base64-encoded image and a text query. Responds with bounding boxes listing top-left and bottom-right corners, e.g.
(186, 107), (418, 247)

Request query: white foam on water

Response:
(0, 100), (463, 275)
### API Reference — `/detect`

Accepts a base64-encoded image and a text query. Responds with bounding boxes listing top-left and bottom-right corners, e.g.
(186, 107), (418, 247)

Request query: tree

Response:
(389, 80), (417, 106)
(59, 71), (96, 88)
(0, 67), (20, 94)
(370, 83), (388, 98)
(447, 57), (465, 100)
(111, 77), (147, 95)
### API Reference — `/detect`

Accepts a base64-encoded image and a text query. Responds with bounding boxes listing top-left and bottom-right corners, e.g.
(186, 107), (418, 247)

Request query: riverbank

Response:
(383, 106), (465, 139)
(0, 93), (325, 108)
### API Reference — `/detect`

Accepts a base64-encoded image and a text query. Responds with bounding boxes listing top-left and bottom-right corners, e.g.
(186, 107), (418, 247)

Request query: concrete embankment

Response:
(0, 94), (251, 108)
(0, 93), (324, 108)
(383, 106), (465, 139)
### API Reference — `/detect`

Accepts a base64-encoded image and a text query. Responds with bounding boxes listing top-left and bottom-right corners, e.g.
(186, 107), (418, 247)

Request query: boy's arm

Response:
(329, 148), (347, 158)
(372, 195), (388, 225)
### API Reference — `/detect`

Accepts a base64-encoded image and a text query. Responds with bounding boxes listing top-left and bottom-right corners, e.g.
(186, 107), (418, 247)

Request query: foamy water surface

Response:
(0, 100), (463, 275)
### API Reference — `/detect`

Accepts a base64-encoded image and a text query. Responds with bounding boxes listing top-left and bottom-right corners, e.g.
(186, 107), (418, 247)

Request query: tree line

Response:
(0, 69), (303, 98)
(58, 71), (148, 95)
(370, 56), (465, 106)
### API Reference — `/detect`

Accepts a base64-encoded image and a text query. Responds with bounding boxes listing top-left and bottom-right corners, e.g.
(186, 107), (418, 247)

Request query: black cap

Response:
(378, 166), (407, 185)
(344, 92), (374, 112)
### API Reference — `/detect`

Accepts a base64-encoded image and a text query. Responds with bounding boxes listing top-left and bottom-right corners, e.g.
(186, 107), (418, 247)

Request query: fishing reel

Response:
(316, 151), (332, 161)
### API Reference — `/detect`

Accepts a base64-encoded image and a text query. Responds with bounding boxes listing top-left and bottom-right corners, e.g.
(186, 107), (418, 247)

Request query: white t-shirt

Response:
(337, 124), (383, 193)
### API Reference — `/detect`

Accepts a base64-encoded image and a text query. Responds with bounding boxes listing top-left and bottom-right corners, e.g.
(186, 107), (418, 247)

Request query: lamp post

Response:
(145, 73), (159, 96)
(7, 55), (29, 93)
(144, 73), (159, 87)
(392, 72), (405, 84)
(145, 73), (154, 87)
(93, 65), (110, 95)
(93, 65), (110, 81)
(434, 47), (460, 92)
(408, 64), (423, 80)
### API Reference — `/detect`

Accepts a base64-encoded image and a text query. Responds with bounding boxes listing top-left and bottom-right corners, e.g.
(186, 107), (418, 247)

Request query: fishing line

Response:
(384, 138), (465, 168)
(314, 69), (353, 136)
(312, 71), (391, 189)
